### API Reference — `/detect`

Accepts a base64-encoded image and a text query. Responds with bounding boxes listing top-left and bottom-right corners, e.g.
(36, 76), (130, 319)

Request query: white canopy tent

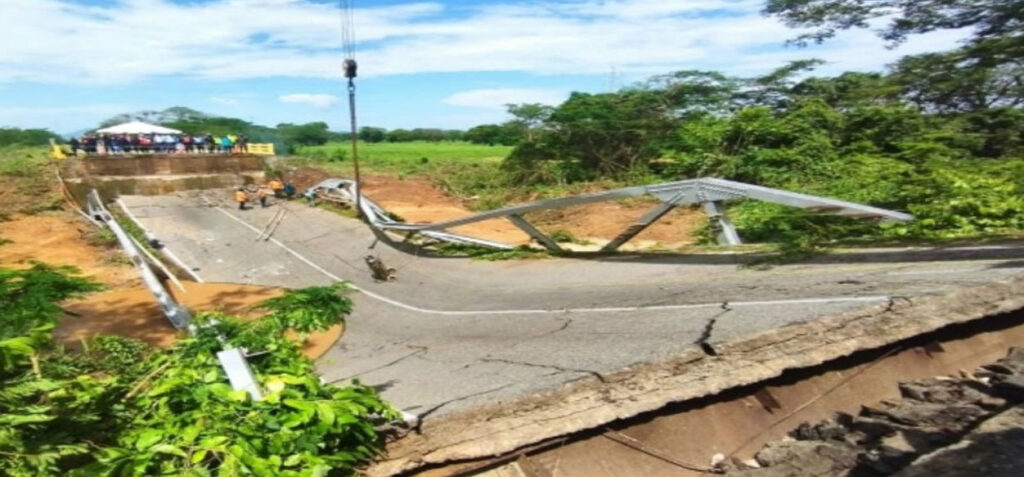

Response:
(96, 121), (181, 135)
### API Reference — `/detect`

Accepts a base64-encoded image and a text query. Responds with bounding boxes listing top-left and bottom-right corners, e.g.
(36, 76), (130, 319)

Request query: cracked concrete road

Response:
(118, 194), (1024, 420)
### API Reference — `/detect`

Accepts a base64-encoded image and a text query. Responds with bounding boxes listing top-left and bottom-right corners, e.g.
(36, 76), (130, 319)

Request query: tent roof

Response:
(96, 121), (182, 135)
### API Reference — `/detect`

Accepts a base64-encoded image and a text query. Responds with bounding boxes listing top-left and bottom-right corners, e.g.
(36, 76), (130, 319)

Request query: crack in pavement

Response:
(482, 357), (607, 383)
(695, 302), (732, 356)
(327, 345), (428, 383)
(413, 383), (515, 433)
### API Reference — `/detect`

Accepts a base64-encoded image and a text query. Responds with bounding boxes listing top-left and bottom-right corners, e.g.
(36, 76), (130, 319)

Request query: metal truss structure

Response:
(306, 178), (913, 252)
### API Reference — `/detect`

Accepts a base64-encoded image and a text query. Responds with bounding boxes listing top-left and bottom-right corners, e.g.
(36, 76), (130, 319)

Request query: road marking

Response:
(213, 206), (891, 316)
(886, 267), (1024, 276)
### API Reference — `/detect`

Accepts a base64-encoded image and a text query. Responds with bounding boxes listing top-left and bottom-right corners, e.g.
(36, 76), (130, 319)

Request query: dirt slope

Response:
(1, 212), (338, 359)
(286, 167), (706, 248)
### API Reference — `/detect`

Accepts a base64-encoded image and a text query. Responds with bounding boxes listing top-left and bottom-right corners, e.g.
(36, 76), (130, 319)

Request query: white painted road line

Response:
(214, 206), (891, 316)
(887, 267), (1024, 276)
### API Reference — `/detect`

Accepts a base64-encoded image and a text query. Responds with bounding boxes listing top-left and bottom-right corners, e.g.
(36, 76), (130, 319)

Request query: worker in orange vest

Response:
(257, 187), (270, 208)
(234, 188), (248, 210)
(268, 179), (284, 198)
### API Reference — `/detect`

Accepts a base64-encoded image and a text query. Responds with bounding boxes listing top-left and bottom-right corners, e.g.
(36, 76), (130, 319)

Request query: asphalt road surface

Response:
(118, 194), (1024, 420)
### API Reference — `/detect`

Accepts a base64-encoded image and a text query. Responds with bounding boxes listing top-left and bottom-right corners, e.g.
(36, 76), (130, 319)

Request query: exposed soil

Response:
(2, 212), (338, 360)
(57, 281), (341, 360)
(360, 174), (531, 245)
(284, 166), (705, 249)
(0, 212), (138, 286)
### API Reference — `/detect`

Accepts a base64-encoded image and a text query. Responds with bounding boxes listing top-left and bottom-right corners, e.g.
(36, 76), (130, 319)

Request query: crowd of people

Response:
(68, 133), (250, 156)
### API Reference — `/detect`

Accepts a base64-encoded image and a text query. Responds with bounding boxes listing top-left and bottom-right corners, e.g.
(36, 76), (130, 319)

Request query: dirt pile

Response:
(725, 348), (1024, 476)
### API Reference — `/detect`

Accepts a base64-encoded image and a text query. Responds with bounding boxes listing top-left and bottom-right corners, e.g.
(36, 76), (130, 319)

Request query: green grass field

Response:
(288, 141), (520, 208)
(294, 141), (511, 176)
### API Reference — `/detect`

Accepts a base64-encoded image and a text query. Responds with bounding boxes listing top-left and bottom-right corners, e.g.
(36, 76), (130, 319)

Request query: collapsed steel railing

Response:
(86, 190), (192, 328)
(86, 190), (263, 400)
(305, 178), (913, 252)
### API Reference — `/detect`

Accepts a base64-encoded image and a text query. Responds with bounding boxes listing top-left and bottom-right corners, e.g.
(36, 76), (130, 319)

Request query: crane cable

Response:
(340, 0), (362, 219)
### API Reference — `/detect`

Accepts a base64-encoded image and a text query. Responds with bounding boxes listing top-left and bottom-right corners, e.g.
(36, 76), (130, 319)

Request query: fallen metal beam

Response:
(703, 200), (743, 246)
(86, 190), (192, 329)
(303, 178), (913, 253)
(507, 214), (563, 252)
(601, 201), (678, 252)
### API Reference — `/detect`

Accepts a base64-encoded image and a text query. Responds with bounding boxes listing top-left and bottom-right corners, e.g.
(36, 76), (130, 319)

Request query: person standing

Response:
(234, 188), (248, 210)
(204, 133), (215, 153)
(257, 187), (269, 208)
(268, 178), (284, 198)
(69, 137), (80, 156)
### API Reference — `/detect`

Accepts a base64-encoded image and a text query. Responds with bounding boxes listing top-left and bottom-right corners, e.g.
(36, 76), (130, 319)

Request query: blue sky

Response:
(0, 0), (968, 135)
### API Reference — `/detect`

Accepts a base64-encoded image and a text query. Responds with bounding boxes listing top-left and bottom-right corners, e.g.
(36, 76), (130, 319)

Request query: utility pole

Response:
(344, 58), (362, 218)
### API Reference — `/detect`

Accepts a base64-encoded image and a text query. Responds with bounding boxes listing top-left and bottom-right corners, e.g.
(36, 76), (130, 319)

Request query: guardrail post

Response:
(702, 201), (743, 246)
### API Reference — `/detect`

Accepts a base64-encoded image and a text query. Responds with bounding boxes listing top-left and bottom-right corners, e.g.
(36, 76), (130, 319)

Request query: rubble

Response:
(727, 347), (1024, 476)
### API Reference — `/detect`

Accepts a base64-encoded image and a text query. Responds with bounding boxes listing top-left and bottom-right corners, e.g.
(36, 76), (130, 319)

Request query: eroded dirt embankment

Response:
(1, 212), (340, 359)
(284, 167), (707, 249)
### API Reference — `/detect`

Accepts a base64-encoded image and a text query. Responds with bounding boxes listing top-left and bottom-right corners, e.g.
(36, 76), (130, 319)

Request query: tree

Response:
(889, 40), (1024, 113)
(464, 124), (520, 146)
(647, 70), (741, 116)
(359, 126), (387, 143)
(0, 128), (63, 146)
(505, 104), (554, 142)
(513, 90), (675, 177)
(764, 0), (1024, 46)
(277, 122), (331, 147)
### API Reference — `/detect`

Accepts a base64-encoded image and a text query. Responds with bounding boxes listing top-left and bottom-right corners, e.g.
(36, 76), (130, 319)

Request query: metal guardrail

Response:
(88, 190), (267, 400)
(86, 190), (192, 328)
(305, 178), (914, 252)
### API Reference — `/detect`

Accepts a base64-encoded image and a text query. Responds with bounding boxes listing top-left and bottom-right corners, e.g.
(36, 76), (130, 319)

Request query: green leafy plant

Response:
(1, 266), (396, 476)
(255, 283), (353, 336)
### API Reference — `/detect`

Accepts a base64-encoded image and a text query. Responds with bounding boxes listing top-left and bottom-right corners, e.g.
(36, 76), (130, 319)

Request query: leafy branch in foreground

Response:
(0, 266), (396, 476)
(254, 283), (353, 337)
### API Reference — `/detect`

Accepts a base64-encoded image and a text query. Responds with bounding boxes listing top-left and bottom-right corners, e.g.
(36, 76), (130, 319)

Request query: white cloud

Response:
(0, 0), (970, 85)
(279, 93), (342, 110)
(443, 88), (567, 108)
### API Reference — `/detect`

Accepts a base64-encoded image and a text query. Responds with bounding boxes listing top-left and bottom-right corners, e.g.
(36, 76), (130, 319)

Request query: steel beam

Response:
(304, 177), (913, 252)
(601, 201), (678, 252)
(87, 190), (192, 329)
(506, 214), (563, 252)
(702, 200), (742, 246)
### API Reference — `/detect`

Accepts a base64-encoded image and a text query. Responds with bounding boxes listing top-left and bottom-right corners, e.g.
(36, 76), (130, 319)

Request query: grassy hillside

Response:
(0, 146), (63, 217)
